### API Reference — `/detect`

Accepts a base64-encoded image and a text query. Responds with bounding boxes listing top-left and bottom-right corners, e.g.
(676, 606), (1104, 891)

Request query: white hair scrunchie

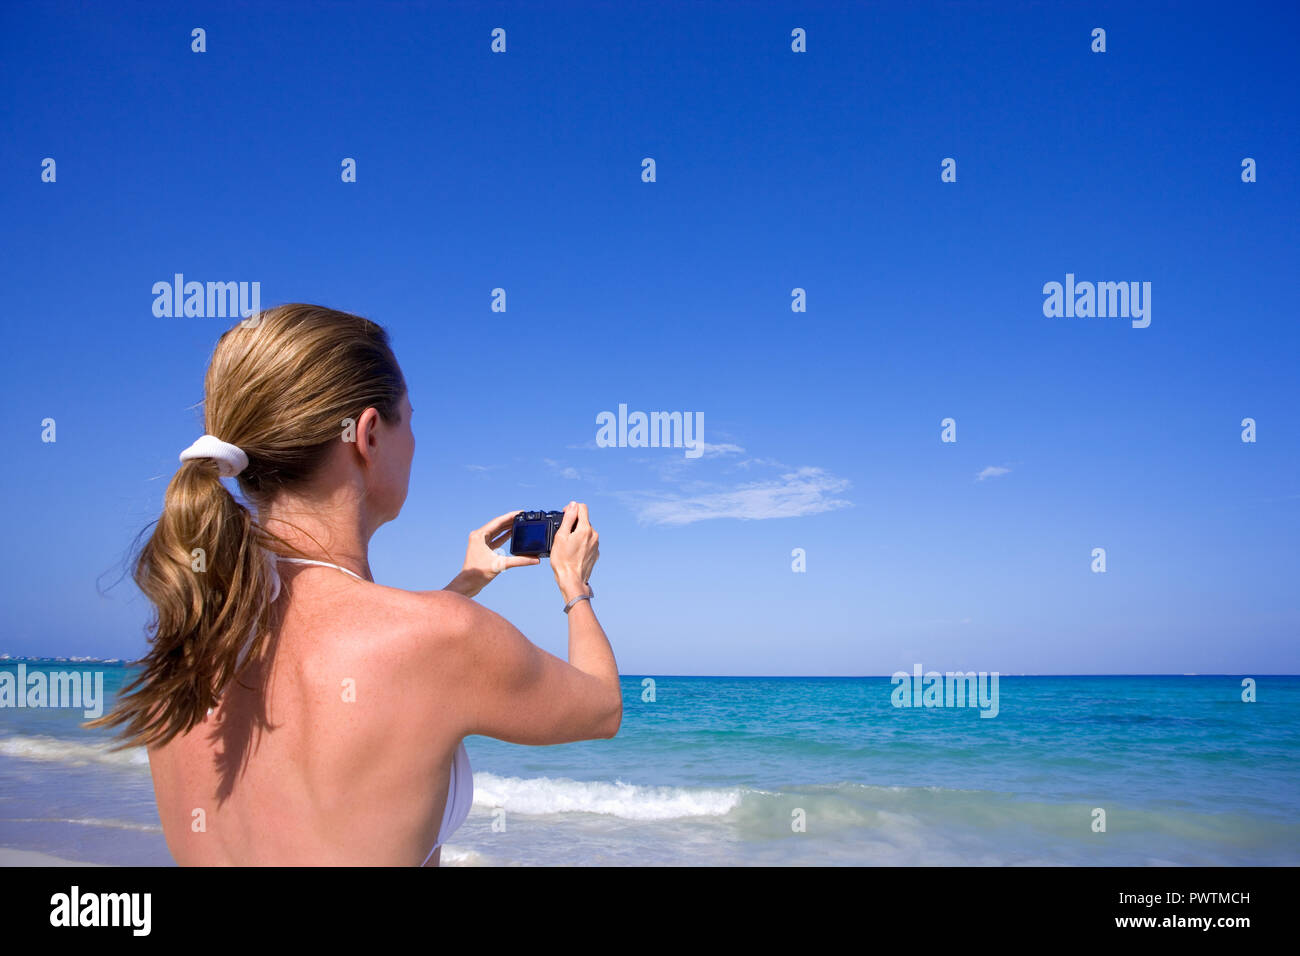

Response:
(178, 434), (249, 478)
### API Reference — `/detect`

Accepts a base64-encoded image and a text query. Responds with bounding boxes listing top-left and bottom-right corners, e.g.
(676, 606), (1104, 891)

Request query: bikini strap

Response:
(276, 556), (366, 582)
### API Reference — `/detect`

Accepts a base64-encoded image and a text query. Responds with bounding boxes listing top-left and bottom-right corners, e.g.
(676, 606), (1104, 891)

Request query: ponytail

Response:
(86, 457), (279, 748)
(87, 303), (407, 750)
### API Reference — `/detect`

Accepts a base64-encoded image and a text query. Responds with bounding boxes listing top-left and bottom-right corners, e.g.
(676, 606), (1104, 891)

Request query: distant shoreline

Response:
(1, 659), (1296, 677)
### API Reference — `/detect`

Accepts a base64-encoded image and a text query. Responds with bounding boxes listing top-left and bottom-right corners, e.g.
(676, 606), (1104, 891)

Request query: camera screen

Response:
(513, 520), (550, 554)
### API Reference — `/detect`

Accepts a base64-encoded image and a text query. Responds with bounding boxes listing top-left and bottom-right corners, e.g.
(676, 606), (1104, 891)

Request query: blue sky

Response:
(1, 0), (1297, 674)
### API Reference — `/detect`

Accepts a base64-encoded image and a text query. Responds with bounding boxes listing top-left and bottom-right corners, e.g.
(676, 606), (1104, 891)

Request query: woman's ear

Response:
(352, 406), (383, 466)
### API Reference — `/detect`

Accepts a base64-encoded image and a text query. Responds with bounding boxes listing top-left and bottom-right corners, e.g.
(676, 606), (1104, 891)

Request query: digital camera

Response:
(510, 510), (567, 558)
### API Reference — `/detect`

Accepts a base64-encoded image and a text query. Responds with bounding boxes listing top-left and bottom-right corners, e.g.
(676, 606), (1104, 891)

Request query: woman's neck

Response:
(259, 487), (375, 581)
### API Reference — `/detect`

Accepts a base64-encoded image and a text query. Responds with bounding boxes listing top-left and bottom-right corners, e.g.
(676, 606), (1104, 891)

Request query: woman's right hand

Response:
(549, 501), (598, 603)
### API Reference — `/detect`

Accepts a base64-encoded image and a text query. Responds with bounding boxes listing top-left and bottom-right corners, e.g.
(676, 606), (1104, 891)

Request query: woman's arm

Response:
(443, 510), (539, 598)
(443, 592), (620, 744)
(441, 502), (621, 744)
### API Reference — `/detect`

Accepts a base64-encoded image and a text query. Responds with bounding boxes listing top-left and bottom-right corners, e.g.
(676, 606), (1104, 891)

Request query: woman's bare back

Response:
(147, 566), (464, 866)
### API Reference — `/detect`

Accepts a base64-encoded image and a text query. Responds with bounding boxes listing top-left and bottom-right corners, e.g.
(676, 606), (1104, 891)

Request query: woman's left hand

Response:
(444, 510), (540, 598)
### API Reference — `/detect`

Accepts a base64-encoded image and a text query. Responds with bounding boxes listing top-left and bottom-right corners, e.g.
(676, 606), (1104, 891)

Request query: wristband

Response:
(563, 584), (594, 614)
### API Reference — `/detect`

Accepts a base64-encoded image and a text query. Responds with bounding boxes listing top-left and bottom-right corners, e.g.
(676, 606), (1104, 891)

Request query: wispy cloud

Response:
(976, 465), (1012, 481)
(565, 439), (743, 460)
(698, 442), (745, 458)
(734, 456), (789, 470)
(543, 458), (583, 480)
(638, 441), (748, 482)
(624, 466), (852, 526)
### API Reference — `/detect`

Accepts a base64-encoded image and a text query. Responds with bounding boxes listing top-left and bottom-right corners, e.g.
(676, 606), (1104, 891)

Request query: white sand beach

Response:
(0, 847), (103, 866)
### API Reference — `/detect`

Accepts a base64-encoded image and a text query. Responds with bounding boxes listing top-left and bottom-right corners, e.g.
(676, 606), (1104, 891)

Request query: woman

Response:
(87, 303), (620, 866)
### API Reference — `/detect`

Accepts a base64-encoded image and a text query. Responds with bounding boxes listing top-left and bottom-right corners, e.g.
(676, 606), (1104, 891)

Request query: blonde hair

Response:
(87, 304), (406, 749)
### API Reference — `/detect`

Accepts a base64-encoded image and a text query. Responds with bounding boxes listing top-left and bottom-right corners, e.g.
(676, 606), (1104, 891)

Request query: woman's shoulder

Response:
(368, 582), (478, 628)
(335, 582), (481, 664)
(281, 575), (471, 663)
(286, 583), (482, 732)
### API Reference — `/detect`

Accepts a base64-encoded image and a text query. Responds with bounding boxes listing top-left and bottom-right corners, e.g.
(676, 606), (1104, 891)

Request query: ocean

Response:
(2, 661), (1298, 865)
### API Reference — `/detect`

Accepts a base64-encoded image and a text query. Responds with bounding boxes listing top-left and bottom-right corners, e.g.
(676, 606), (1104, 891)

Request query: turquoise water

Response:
(2, 662), (1298, 865)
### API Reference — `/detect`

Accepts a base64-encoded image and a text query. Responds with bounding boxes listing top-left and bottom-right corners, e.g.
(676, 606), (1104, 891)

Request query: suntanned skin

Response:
(147, 394), (618, 866)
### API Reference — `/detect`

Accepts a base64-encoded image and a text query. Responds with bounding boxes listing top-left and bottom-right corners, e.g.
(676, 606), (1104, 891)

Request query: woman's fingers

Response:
(489, 553), (541, 572)
(560, 501), (579, 533)
(480, 510), (523, 537)
(477, 511), (522, 552)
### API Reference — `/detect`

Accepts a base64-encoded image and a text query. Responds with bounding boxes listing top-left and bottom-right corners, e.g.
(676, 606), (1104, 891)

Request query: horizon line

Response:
(1, 658), (1296, 679)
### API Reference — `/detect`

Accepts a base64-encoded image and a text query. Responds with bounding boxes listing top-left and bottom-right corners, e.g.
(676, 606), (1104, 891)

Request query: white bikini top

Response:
(266, 554), (474, 865)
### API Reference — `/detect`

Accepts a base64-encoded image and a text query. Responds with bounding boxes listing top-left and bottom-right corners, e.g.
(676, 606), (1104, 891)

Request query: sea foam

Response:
(0, 734), (149, 769)
(471, 771), (742, 820)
